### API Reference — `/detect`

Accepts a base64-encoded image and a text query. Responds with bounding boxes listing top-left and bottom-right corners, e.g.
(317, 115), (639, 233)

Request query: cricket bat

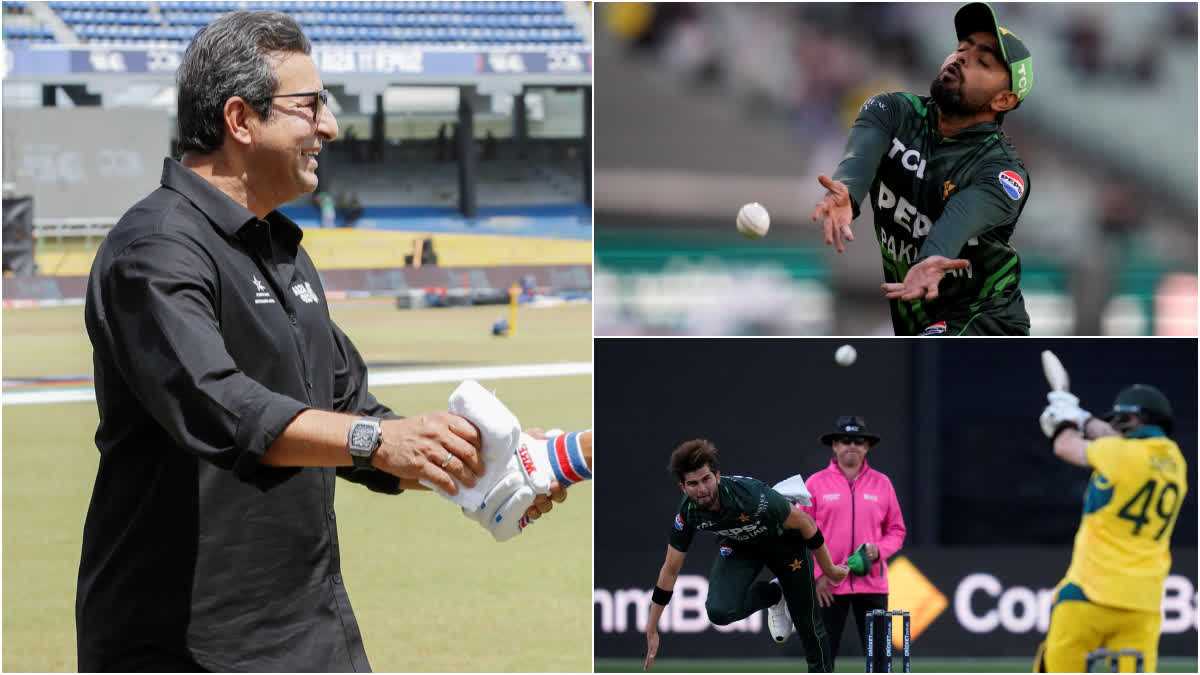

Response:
(1041, 350), (1069, 392)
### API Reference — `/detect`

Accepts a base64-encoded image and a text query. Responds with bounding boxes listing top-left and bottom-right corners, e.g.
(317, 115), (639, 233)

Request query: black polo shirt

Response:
(79, 158), (402, 672)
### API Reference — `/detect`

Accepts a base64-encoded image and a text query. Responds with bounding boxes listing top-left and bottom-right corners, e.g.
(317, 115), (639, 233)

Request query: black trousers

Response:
(818, 592), (890, 671)
(703, 531), (834, 673)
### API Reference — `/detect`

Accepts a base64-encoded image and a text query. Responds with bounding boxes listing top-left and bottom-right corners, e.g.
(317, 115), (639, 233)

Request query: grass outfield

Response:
(595, 656), (1200, 672)
(2, 301), (592, 672)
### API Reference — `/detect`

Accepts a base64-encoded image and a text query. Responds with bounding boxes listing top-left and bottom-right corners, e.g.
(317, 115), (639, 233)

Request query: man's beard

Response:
(930, 76), (989, 117)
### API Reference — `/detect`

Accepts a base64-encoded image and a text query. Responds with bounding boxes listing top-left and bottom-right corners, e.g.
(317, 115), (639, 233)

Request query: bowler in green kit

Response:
(812, 2), (1034, 335)
(642, 439), (850, 673)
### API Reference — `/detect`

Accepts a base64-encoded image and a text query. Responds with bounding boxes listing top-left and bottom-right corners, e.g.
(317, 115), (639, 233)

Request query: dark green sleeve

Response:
(918, 161), (1029, 260)
(765, 487), (793, 526)
(831, 93), (899, 218)
(667, 499), (695, 552)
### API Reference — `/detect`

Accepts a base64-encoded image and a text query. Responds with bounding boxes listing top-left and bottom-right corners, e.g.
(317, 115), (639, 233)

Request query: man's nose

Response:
(317, 104), (339, 141)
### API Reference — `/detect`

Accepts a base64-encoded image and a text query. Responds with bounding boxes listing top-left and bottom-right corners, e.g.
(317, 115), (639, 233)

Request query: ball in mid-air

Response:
(736, 202), (770, 239)
(835, 344), (856, 366)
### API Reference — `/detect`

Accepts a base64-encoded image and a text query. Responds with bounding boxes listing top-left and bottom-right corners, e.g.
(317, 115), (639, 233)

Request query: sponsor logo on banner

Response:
(998, 171), (1024, 200)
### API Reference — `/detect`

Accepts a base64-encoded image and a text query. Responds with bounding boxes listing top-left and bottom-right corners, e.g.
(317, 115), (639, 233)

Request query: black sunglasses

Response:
(260, 89), (329, 119)
(835, 436), (868, 446)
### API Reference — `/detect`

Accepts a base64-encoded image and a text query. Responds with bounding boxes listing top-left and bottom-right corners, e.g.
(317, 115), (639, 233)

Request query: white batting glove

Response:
(464, 432), (592, 542)
(1039, 392), (1092, 438)
(462, 455), (539, 542)
(516, 431), (592, 490)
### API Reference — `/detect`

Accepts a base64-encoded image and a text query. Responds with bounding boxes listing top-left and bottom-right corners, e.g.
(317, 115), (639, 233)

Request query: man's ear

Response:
(224, 96), (257, 147)
(991, 89), (1018, 114)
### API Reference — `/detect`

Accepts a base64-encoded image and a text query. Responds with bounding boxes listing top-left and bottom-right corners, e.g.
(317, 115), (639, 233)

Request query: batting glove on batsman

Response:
(1039, 391), (1092, 439)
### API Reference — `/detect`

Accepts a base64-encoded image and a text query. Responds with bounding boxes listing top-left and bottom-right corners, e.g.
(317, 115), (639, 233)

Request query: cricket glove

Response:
(465, 431), (593, 541)
(1039, 391), (1092, 439)
(462, 453), (542, 542)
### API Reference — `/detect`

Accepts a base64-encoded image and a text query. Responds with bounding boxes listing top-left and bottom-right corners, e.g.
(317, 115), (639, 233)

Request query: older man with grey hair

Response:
(77, 11), (563, 671)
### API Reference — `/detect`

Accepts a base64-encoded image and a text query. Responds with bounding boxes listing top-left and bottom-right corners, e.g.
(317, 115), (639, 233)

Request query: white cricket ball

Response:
(835, 344), (857, 366)
(736, 202), (770, 239)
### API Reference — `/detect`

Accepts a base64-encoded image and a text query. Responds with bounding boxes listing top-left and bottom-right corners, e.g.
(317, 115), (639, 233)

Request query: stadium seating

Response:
(17, 0), (586, 47)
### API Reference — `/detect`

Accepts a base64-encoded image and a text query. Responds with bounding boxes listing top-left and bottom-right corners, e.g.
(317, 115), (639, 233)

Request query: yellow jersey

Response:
(1063, 428), (1188, 612)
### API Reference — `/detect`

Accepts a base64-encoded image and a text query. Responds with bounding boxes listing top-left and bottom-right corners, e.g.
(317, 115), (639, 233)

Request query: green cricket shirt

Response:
(833, 92), (1031, 335)
(668, 475), (793, 552)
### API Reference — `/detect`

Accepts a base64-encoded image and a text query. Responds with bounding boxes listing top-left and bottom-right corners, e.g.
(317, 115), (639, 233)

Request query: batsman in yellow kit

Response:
(1033, 384), (1188, 673)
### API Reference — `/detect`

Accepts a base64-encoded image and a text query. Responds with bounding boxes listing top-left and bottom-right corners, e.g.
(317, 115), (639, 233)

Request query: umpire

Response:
(812, 2), (1034, 335)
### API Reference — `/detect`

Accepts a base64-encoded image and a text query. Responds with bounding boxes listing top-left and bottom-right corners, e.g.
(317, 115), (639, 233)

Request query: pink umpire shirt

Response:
(800, 458), (907, 595)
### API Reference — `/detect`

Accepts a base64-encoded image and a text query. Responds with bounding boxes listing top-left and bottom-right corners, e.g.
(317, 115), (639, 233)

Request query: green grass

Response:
(2, 301), (592, 672)
(595, 656), (1200, 672)
(1, 301), (592, 379)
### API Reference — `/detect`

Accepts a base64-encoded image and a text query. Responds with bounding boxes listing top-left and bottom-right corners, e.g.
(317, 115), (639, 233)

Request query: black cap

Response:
(1102, 384), (1173, 425)
(819, 415), (882, 446)
(954, 2), (1034, 102)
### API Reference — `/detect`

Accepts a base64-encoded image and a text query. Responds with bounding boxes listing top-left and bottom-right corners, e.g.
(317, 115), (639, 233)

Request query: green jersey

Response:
(833, 92), (1031, 336)
(668, 475), (793, 552)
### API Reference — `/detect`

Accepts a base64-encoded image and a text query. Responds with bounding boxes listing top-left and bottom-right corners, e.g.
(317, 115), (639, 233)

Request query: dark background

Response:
(594, 338), (1198, 658)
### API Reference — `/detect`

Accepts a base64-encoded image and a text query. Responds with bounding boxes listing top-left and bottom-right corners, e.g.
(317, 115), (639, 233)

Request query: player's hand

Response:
(376, 413), (483, 495)
(523, 481), (568, 522)
(880, 255), (970, 301)
(1038, 392), (1091, 439)
(814, 575), (834, 608)
(812, 174), (855, 253)
(825, 564), (850, 585)
(644, 631), (659, 671)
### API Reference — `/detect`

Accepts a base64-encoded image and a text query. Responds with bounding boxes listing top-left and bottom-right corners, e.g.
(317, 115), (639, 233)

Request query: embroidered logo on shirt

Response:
(863, 493), (879, 501)
(998, 170), (1024, 200)
(291, 281), (320, 304)
(674, 514), (684, 531)
(252, 275), (275, 305)
(822, 494), (841, 502)
(720, 545), (733, 557)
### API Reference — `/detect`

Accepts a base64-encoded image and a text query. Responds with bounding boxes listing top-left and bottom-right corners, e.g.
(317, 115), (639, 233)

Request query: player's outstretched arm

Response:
(783, 505), (849, 583)
(812, 174), (856, 253)
(645, 545), (686, 671)
(880, 255), (971, 302)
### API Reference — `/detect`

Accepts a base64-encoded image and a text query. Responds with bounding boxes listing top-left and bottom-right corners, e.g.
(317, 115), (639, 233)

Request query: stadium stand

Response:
(6, 0), (585, 47)
(2, 1), (593, 306)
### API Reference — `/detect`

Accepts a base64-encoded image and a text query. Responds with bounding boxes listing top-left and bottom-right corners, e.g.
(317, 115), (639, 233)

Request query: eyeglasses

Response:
(835, 436), (868, 446)
(260, 89), (329, 120)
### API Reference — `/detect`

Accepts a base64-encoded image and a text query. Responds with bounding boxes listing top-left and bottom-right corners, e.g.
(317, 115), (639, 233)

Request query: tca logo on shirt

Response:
(291, 281), (321, 304)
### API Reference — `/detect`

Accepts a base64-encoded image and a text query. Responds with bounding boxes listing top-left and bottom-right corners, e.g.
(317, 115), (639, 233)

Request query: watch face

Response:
(350, 423), (376, 454)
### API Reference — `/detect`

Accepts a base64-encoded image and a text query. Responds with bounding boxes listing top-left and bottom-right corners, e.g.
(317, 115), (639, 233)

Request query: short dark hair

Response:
(176, 10), (311, 154)
(668, 439), (719, 483)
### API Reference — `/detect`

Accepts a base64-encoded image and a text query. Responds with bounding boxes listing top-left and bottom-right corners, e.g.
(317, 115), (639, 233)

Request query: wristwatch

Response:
(347, 416), (383, 469)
